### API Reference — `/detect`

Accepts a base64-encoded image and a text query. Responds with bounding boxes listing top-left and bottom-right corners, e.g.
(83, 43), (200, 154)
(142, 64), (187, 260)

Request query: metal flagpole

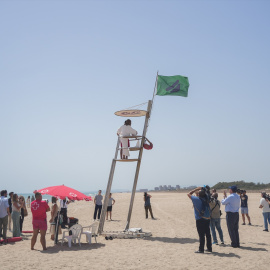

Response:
(124, 99), (152, 231)
(151, 71), (159, 104)
(124, 73), (158, 231)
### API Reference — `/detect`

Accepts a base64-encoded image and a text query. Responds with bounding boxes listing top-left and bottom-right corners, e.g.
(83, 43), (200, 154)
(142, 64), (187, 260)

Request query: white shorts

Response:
(241, 207), (248, 214)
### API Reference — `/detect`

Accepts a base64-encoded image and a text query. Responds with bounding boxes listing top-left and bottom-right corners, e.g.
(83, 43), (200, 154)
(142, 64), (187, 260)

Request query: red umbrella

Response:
(35, 185), (92, 201)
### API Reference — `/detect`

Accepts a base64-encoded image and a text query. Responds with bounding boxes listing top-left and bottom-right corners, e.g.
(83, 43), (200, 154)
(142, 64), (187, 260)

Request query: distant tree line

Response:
(212, 180), (270, 190)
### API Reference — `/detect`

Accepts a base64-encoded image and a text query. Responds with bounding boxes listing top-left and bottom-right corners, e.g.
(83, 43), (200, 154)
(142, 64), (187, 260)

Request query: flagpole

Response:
(151, 71), (159, 108)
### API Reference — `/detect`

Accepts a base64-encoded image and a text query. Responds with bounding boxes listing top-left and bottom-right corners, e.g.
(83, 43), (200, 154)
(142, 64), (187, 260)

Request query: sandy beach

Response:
(0, 192), (269, 270)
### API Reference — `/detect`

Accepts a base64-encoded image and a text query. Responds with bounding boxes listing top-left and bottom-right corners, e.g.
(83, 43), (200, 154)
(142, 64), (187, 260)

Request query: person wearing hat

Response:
(221, 186), (241, 248)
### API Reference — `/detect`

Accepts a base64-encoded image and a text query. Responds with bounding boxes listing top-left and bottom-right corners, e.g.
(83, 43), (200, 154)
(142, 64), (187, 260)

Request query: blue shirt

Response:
(221, 193), (240, 212)
(0, 196), (9, 218)
(191, 196), (210, 220)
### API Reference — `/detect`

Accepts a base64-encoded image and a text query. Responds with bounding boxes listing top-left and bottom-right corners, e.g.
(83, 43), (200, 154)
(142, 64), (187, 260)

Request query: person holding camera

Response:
(259, 192), (270, 232)
(240, 190), (251, 225)
(209, 193), (224, 245)
(188, 187), (212, 253)
(221, 186), (240, 248)
(144, 192), (154, 219)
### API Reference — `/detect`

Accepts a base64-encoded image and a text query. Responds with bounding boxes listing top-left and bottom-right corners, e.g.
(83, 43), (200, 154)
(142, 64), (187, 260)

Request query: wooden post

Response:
(124, 100), (152, 231)
(98, 137), (120, 234)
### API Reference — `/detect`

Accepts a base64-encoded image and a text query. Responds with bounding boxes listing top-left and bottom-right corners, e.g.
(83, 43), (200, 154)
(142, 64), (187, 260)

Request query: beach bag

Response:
(24, 208), (28, 217)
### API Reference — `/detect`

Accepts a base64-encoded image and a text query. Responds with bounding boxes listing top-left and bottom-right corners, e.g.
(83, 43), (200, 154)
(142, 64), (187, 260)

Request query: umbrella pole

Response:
(54, 210), (60, 245)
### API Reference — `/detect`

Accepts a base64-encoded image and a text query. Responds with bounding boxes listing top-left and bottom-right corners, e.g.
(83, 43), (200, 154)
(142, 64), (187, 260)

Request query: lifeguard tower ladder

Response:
(98, 100), (152, 236)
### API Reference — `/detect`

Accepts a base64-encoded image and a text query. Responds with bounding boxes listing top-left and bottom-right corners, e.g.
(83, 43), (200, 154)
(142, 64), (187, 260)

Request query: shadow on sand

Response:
(208, 251), (241, 258)
(40, 242), (105, 253)
(143, 236), (198, 244)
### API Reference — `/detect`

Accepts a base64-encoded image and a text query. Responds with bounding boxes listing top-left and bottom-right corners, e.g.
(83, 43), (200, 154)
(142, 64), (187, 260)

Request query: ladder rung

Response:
(122, 135), (142, 139)
(114, 159), (139, 162)
(129, 147), (141, 151)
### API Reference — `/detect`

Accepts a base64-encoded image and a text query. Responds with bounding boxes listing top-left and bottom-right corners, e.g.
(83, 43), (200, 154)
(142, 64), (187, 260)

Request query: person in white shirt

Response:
(60, 199), (69, 224)
(117, 119), (137, 159)
(259, 192), (270, 232)
(0, 190), (10, 240)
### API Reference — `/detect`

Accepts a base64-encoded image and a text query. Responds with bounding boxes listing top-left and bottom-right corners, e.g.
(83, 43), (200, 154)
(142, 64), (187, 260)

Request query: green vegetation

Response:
(212, 180), (270, 190)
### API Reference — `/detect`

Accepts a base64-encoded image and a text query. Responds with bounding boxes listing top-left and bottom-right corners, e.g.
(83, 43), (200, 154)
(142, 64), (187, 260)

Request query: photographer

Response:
(259, 192), (270, 232)
(221, 186), (240, 248)
(209, 193), (224, 245)
(240, 190), (251, 225)
(188, 187), (212, 253)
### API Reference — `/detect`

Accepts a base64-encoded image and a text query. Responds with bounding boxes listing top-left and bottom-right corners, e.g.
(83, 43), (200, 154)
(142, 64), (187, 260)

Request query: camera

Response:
(201, 185), (214, 203)
(262, 193), (270, 201)
(236, 189), (245, 195)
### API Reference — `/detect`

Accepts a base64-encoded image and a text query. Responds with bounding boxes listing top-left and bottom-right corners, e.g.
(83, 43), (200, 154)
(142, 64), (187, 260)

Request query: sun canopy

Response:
(36, 185), (92, 201)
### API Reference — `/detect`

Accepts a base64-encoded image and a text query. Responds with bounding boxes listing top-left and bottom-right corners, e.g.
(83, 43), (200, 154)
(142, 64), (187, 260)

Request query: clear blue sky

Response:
(1, 0), (269, 193)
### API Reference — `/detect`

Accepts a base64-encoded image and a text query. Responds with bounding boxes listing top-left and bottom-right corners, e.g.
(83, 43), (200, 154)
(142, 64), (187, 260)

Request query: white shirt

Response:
(60, 200), (68, 209)
(260, 198), (270, 213)
(0, 196), (9, 218)
(117, 125), (137, 137)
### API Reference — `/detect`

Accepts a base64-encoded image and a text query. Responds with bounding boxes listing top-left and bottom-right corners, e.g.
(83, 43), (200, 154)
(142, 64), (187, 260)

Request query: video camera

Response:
(236, 189), (245, 195)
(262, 193), (270, 201)
(201, 185), (215, 203)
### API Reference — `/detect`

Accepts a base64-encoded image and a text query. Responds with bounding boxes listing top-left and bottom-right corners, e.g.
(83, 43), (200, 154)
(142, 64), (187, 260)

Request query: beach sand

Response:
(0, 192), (269, 269)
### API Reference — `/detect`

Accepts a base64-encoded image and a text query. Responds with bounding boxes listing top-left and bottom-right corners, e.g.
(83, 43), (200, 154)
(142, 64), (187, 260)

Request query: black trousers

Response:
(94, 205), (102, 220)
(226, 212), (240, 247)
(61, 208), (68, 223)
(196, 218), (212, 252)
(20, 215), (24, 232)
(145, 205), (154, 218)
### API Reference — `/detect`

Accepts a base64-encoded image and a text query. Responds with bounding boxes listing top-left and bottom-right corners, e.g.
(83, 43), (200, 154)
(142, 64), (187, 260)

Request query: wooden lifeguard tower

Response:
(98, 100), (153, 236)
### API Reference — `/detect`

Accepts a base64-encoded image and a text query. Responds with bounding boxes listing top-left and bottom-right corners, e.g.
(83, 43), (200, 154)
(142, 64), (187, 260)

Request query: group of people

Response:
(188, 186), (270, 253)
(0, 190), (29, 241)
(93, 190), (116, 221)
(93, 190), (155, 221)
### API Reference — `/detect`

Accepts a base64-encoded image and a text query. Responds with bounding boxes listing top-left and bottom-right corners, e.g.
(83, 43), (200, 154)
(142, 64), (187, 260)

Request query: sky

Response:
(1, 0), (270, 193)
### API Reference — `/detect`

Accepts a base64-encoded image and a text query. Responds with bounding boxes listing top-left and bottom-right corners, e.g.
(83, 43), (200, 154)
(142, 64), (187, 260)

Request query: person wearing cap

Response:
(209, 193), (224, 245)
(221, 185), (241, 248)
(259, 192), (270, 232)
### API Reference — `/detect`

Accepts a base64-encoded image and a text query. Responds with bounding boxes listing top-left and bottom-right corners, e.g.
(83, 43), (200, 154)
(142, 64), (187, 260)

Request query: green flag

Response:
(156, 75), (189, 97)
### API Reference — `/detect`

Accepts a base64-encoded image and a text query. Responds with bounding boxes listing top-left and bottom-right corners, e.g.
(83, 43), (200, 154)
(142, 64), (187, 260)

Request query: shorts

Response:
(33, 220), (47, 231)
(107, 206), (112, 212)
(241, 207), (248, 214)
